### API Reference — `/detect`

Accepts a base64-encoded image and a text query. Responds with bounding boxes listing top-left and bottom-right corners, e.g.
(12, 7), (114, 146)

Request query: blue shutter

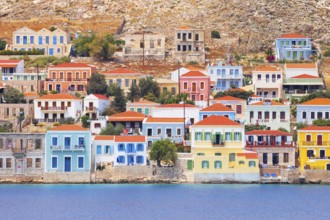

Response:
(78, 157), (84, 168)
(52, 157), (57, 168)
(30, 36), (34, 44)
(16, 36), (20, 44)
(53, 36), (57, 45)
(96, 145), (102, 154)
(38, 36), (42, 44)
(60, 36), (64, 43)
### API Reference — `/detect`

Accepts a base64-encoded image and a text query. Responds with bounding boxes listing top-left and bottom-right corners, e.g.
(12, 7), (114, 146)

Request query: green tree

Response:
(3, 86), (24, 103)
(100, 123), (124, 135)
(73, 33), (95, 56)
(0, 40), (6, 50)
(0, 123), (13, 132)
(89, 34), (116, 61)
(81, 115), (90, 128)
(139, 77), (160, 98)
(293, 122), (308, 141)
(127, 83), (141, 102)
(102, 106), (118, 116)
(245, 124), (267, 132)
(112, 86), (127, 112)
(144, 92), (158, 102)
(107, 83), (119, 96)
(299, 90), (330, 103)
(278, 127), (289, 132)
(312, 119), (330, 126)
(149, 139), (178, 167)
(86, 73), (108, 95)
(214, 89), (254, 100)
(211, 30), (221, 39)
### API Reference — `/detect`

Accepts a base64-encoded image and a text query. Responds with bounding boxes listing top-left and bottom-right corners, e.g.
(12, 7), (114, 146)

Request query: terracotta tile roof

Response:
(102, 68), (138, 74)
(253, 66), (281, 72)
(285, 63), (316, 69)
(92, 94), (109, 100)
(200, 103), (234, 112)
(108, 111), (147, 122)
(0, 60), (21, 68)
(50, 63), (93, 68)
(250, 94), (262, 98)
(194, 115), (240, 126)
(94, 135), (115, 141)
(246, 130), (291, 136)
(299, 126), (330, 131)
(299, 98), (330, 105)
(145, 117), (184, 123)
(237, 152), (258, 159)
(0, 60), (21, 64)
(184, 65), (205, 71)
(213, 95), (244, 101)
(114, 136), (146, 142)
(24, 92), (39, 97)
(37, 94), (80, 100)
(278, 33), (308, 39)
(291, 74), (319, 79)
(181, 71), (207, 77)
(250, 101), (284, 106)
(177, 25), (192, 30)
(155, 104), (199, 108)
(130, 99), (159, 105)
(50, 124), (88, 131)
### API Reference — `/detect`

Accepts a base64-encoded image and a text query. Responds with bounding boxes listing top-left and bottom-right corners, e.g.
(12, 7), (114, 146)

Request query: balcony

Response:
(12, 147), (26, 156)
(212, 141), (225, 147)
(282, 45), (311, 49)
(246, 141), (294, 148)
(41, 106), (68, 111)
(301, 141), (330, 146)
(85, 107), (97, 112)
(50, 145), (85, 151)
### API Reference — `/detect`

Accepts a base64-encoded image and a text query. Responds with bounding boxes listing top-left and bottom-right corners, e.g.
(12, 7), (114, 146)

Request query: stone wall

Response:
(305, 170), (330, 184)
(194, 173), (260, 183)
(43, 172), (91, 183)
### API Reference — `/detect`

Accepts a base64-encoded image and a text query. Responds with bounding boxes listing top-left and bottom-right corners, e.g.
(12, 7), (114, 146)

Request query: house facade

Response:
(207, 60), (243, 92)
(0, 60), (24, 80)
(246, 100), (291, 131)
(126, 99), (160, 116)
(210, 96), (246, 122)
(34, 94), (82, 122)
(83, 94), (110, 119)
(2, 72), (46, 93)
(45, 63), (97, 94)
(199, 103), (235, 121)
(156, 79), (179, 95)
(107, 111), (147, 135)
(296, 98), (330, 124)
(298, 126), (330, 171)
(6, 27), (71, 57)
(245, 130), (295, 167)
(189, 115), (260, 182)
(275, 33), (312, 61)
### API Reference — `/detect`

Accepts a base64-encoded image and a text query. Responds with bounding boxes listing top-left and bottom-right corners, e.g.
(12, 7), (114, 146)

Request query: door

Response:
(127, 156), (134, 165)
(15, 159), (23, 174)
(49, 48), (54, 56)
(56, 84), (61, 92)
(187, 160), (194, 170)
(272, 153), (279, 166)
(64, 157), (71, 172)
(61, 102), (65, 110)
(317, 135), (323, 146)
(320, 150), (325, 159)
(327, 164), (330, 171)
(192, 83), (196, 92)
(215, 134), (220, 144)
(89, 102), (93, 111)
(45, 102), (49, 109)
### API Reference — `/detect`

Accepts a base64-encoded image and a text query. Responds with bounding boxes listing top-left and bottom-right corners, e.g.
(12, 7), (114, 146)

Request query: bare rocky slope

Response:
(1, 0), (330, 52)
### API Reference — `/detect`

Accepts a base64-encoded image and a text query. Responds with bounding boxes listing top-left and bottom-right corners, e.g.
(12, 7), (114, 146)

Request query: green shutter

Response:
(201, 132), (204, 141)
(187, 160), (193, 170)
(220, 133), (223, 142)
(212, 133), (216, 143)
(130, 108), (134, 111)
(239, 132), (242, 141)
(145, 108), (150, 115)
(230, 132), (233, 141)
(195, 132), (198, 141)
(214, 161), (217, 168)
(206, 161), (209, 168)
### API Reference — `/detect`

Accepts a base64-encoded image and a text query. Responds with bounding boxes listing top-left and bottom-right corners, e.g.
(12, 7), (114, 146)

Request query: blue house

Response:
(45, 125), (91, 173)
(275, 33), (312, 61)
(296, 98), (330, 124)
(207, 60), (243, 92)
(199, 103), (235, 121)
(142, 117), (187, 145)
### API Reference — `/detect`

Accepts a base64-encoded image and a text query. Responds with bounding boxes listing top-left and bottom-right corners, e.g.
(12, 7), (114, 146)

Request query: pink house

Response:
(179, 71), (210, 107)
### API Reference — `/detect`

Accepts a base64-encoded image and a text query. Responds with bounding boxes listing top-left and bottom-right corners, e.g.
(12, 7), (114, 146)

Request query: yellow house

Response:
(189, 115), (260, 182)
(298, 126), (330, 171)
(155, 78), (179, 95)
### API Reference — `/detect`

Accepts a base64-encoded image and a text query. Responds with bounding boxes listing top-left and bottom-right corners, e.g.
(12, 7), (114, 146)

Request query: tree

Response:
(144, 92), (158, 102)
(278, 127), (289, 132)
(112, 86), (127, 112)
(139, 77), (160, 98)
(312, 119), (330, 126)
(100, 123), (124, 135)
(265, 48), (275, 63)
(211, 30), (221, 39)
(73, 33), (95, 57)
(86, 73), (108, 95)
(81, 115), (90, 128)
(214, 89), (254, 100)
(3, 86), (24, 103)
(0, 40), (6, 50)
(149, 139), (178, 167)
(89, 34), (116, 61)
(293, 122), (308, 141)
(299, 90), (330, 103)
(127, 83), (141, 102)
(107, 83), (119, 96)
(245, 124), (267, 132)
(101, 106), (118, 116)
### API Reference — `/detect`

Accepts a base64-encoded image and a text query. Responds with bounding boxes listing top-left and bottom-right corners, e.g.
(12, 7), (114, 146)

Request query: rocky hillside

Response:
(1, 0), (330, 52)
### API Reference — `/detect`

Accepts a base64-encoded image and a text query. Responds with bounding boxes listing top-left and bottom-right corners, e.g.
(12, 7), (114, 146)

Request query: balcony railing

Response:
(41, 106), (68, 111)
(85, 107), (97, 112)
(50, 145), (85, 151)
(246, 141), (294, 148)
(301, 141), (330, 146)
(212, 141), (225, 147)
(282, 45), (311, 49)
(307, 156), (330, 160)
(12, 148), (27, 154)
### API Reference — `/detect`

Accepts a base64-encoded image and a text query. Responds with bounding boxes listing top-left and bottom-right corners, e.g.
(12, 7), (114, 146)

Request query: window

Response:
(239, 161), (245, 165)
(265, 111), (270, 120)
(263, 153), (268, 164)
(38, 36), (42, 44)
(125, 79), (129, 87)
(144, 108), (150, 115)
(137, 108), (142, 113)
(177, 128), (182, 136)
(195, 34), (199, 41)
(236, 105), (242, 114)
(64, 137), (71, 149)
(52, 137), (58, 146)
(166, 128), (172, 137)
(30, 36), (34, 44)
(197, 153), (205, 156)
(280, 112), (285, 120)
(5, 158), (11, 168)
(117, 156), (125, 164)
(136, 156), (144, 164)
(46, 36), (49, 44)
(306, 135), (311, 142)
(195, 132), (202, 141)
(27, 158), (33, 168)
(177, 33), (181, 39)
(249, 161), (256, 167)
(214, 161), (222, 169)
(201, 160), (209, 169)
(147, 128), (152, 136)
(221, 81), (226, 88)
(257, 74), (261, 80)
(38, 102), (41, 107)
(57, 48), (61, 53)
(229, 153), (235, 162)
(35, 139), (41, 149)
(225, 132), (231, 141)
(0, 158), (2, 168)
(326, 112), (330, 119)
(137, 144), (144, 151)
(177, 45), (181, 51)
(16, 36), (20, 44)
(127, 144), (135, 153)
(105, 145), (110, 154)
(283, 153), (289, 163)
(118, 144), (125, 151)
(272, 111), (276, 119)
(234, 132), (241, 141)
(96, 145), (102, 154)
(317, 112), (322, 119)
(53, 36), (57, 45)
(200, 82), (205, 89)
(183, 82), (188, 90)
(215, 152), (221, 156)
(78, 156), (84, 169)
(250, 111), (254, 119)
(311, 112), (315, 119)
(204, 132), (211, 141)
(51, 157), (57, 169)
(60, 36), (64, 44)
(67, 102), (71, 107)
(35, 158), (41, 168)
(157, 128), (161, 135)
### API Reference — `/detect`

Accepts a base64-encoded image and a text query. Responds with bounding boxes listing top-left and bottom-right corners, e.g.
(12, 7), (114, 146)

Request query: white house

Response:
(83, 94), (110, 119)
(284, 63), (318, 78)
(0, 60), (25, 80)
(90, 118), (107, 135)
(34, 94), (82, 122)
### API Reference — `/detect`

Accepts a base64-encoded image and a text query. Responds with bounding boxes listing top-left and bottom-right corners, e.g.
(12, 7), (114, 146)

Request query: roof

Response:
(114, 136), (146, 142)
(194, 115), (240, 126)
(213, 96), (244, 101)
(299, 126), (330, 131)
(37, 94), (80, 100)
(250, 101), (284, 106)
(49, 63), (93, 68)
(155, 104), (199, 108)
(299, 98), (330, 105)
(24, 92), (39, 97)
(108, 111), (147, 122)
(237, 152), (258, 159)
(102, 68), (138, 74)
(0, 60), (21, 64)
(145, 117), (184, 123)
(200, 103), (234, 112)
(0, 60), (21, 68)
(92, 94), (108, 100)
(177, 25), (192, 30)
(246, 130), (291, 136)
(50, 124), (88, 131)
(253, 66), (281, 72)
(181, 71), (207, 77)
(285, 63), (316, 69)
(94, 135), (115, 141)
(129, 99), (159, 105)
(291, 74), (319, 79)
(278, 33), (308, 39)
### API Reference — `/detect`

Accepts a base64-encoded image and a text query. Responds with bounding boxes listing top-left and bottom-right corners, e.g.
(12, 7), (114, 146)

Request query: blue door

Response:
(64, 157), (71, 172)
(56, 84), (61, 92)
(49, 48), (54, 55)
(127, 156), (134, 165)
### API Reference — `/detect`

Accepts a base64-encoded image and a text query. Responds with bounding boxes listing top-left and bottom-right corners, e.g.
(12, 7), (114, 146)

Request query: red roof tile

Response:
(0, 60), (21, 64)
(291, 74), (319, 79)
(114, 136), (146, 142)
(92, 94), (109, 100)
(299, 126), (330, 131)
(200, 103), (234, 112)
(37, 94), (80, 100)
(278, 33), (308, 39)
(285, 63), (316, 69)
(246, 130), (291, 136)
(51, 124), (88, 131)
(194, 115), (240, 126)
(102, 68), (138, 74)
(177, 25), (192, 30)
(253, 66), (281, 72)
(94, 135), (115, 141)
(181, 71), (207, 77)
(213, 96), (244, 101)
(155, 104), (198, 108)
(299, 98), (330, 105)
(130, 99), (159, 105)
(250, 101), (284, 106)
(50, 63), (93, 68)
(237, 152), (258, 159)
(108, 111), (147, 122)
(145, 117), (184, 123)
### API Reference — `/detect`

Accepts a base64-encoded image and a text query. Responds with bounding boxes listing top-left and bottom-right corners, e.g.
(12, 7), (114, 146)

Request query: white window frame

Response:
(51, 156), (58, 169)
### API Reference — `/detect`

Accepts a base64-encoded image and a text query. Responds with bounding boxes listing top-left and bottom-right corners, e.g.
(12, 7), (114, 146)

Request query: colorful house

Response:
(156, 78), (179, 95)
(246, 100), (291, 131)
(92, 135), (147, 170)
(245, 130), (295, 167)
(296, 98), (330, 124)
(298, 126), (330, 171)
(199, 103), (235, 121)
(83, 94), (110, 119)
(126, 99), (160, 116)
(45, 63), (97, 94)
(189, 115), (259, 182)
(44, 125), (91, 173)
(275, 33), (312, 61)
(0, 60), (24, 80)
(210, 96), (246, 122)
(107, 111), (147, 135)
(207, 60), (243, 92)
(179, 71), (210, 107)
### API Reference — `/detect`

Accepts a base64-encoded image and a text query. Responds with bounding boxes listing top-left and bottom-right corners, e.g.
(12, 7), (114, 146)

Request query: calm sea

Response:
(0, 184), (328, 220)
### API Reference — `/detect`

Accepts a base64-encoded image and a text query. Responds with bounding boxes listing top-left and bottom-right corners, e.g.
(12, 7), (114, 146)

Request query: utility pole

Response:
(36, 64), (39, 93)
(142, 31), (145, 66)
